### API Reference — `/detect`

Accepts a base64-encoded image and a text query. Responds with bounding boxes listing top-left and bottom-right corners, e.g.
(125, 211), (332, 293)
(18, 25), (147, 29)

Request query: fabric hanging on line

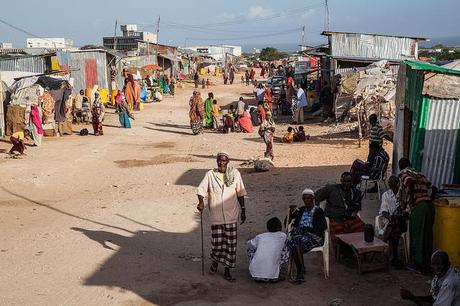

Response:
(51, 88), (71, 123)
(5, 105), (26, 136)
(29, 104), (43, 146)
(41, 90), (55, 124)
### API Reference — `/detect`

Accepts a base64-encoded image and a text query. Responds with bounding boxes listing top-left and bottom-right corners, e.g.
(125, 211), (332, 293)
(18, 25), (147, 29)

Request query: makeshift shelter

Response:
(5, 75), (73, 141)
(393, 60), (460, 187)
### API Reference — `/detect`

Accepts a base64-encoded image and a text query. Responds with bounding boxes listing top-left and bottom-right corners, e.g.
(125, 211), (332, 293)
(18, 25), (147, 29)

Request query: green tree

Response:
(259, 47), (288, 61)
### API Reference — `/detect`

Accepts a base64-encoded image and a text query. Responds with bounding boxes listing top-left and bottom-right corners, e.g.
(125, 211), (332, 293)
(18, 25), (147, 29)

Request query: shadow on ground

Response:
(11, 164), (424, 306)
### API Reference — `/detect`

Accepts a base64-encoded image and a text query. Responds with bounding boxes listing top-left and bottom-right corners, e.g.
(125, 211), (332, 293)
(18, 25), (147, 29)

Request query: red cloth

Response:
(287, 76), (293, 85)
(30, 105), (43, 135)
(257, 105), (266, 124)
(238, 112), (254, 133)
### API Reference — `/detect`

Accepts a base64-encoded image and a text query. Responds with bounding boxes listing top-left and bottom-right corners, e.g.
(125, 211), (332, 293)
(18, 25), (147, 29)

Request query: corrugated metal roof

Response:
(0, 56), (46, 73)
(321, 31), (429, 41)
(329, 33), (418, 61)
(405, 60), (460, 75)
(421, 98), (460, 187)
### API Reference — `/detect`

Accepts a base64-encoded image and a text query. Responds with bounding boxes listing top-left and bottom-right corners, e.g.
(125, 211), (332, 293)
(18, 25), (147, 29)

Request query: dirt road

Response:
(0, 78), (427, 305)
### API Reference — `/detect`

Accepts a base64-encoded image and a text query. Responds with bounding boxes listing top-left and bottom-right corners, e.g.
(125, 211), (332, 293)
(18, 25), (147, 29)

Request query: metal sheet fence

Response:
(421, 98), (460, 187)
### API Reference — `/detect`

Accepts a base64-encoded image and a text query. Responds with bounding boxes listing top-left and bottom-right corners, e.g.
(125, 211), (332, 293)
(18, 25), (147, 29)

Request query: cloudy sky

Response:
(0, 0), (459, 48)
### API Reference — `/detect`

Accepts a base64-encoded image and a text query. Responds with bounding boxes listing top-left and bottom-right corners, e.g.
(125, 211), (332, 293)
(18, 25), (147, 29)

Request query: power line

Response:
(0, 17), (78, 48)
(160, 2), (324, 28)
(185, 28), (303, 42)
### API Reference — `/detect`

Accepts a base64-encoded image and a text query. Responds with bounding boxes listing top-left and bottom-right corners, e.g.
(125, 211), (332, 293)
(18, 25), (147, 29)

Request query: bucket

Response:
(434, 199), (460, 267)
(98, 89), (109, 105)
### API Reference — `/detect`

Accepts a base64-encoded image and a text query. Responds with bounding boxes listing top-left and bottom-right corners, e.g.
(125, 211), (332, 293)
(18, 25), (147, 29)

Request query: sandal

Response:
(209, 262), (218, 275)
(224, 274), (236, 282)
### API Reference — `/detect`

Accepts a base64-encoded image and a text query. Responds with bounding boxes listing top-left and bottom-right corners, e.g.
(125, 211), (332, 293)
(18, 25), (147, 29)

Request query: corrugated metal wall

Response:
(70, 51), (108, 93)
(331, 34), (417, 61)
(421, 98), (460, 187)
(123, 55), (157, 68)
(0, 56), (46, 73)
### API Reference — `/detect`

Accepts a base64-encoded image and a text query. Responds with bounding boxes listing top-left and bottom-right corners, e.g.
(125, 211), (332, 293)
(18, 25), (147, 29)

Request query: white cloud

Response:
(301, 8), (318, 19)
(247, 6), (274, 19)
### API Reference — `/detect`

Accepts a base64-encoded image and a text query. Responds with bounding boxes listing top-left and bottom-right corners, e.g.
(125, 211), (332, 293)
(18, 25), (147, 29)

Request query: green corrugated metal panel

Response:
(404, 66), (425, 112)
(405, 60), (460, 76)
(454, 121), (460, 184)
(410, 96), (431, 171)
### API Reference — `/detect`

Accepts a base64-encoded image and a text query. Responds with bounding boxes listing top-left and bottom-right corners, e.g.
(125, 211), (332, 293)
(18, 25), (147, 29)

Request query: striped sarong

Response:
(211, 223), (237, 268)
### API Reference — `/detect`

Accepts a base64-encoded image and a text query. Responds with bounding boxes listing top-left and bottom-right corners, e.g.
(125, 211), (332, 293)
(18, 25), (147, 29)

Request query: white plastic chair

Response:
(310, 216), (330, 279)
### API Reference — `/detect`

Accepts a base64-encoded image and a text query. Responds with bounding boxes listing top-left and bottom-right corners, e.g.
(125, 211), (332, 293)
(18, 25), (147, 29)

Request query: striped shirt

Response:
(399, 168), (432, 208)
(369, 123), (385, 146)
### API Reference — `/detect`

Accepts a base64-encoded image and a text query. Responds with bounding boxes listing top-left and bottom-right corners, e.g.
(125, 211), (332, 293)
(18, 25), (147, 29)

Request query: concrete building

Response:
(183, 45), (242, 61)
(103, 24), (158, 53)
(26, 38), (74, 49)
(0, 42), (13, 49)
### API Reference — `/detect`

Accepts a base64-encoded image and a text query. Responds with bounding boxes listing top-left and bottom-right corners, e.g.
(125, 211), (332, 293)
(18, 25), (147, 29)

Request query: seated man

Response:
(315, 172), (364, 254)
(282, 127), (294, 143)
(287, 188), (327, 284)
(401, 250), (460, 305)
(377, 176), (408, 268)
(350, 142), (389, 189)
(247, 217), (287, 283)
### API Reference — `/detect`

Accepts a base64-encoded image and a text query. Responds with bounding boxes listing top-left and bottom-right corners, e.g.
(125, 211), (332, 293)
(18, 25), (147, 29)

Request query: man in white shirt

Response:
(378, 176), (407, 267)
(401, 250), (460, 306)
(247, 217), (287, 282)
(197, 152), (247, 282)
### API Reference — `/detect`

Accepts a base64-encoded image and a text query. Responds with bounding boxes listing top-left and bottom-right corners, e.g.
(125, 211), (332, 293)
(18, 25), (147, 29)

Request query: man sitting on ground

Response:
(315, 172), (364, 254)
(378, 176), (408, 268)
(401, 250), (460, 305)
(247, 217), (287, 283)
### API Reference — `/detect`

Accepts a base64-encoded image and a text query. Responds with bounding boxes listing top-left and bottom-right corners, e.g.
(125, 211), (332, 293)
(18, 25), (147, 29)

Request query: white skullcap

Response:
(302, 188), (315, 196)
(217, 152), (230, 159)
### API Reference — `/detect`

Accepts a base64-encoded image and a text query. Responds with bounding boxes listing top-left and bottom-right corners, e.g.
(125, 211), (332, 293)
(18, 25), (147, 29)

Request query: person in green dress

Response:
(204, 92), (214, 128)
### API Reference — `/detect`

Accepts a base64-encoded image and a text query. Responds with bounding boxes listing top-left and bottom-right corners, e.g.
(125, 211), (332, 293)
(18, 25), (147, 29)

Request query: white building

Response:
(184, 45), (242, 61)
(0, 42), (13, 49)
(26, 38), (74, 49)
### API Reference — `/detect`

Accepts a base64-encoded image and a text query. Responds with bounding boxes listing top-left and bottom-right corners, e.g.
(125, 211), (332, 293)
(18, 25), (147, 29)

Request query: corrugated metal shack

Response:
(393, 60), (460, 187)
(0, 55), (49, 74)
(69, 49), (110, 94)
(322, 31), (428, 74)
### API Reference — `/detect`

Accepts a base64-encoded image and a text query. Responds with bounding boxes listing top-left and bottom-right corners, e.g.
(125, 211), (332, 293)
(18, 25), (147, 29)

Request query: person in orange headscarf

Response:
(124, 74), (136, 111)
(264, 87), (273, 112)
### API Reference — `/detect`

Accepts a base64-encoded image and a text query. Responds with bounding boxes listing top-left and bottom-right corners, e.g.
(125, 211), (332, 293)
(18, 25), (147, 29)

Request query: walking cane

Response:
(200, 212), (205, 276)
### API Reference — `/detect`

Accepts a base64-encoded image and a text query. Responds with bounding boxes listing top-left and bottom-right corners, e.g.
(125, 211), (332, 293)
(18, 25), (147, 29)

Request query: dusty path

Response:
(0, 78), (427, 305)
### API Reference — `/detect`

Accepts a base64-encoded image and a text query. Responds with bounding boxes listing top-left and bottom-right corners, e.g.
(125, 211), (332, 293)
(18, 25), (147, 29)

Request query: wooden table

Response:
(336, 232), (389, 274)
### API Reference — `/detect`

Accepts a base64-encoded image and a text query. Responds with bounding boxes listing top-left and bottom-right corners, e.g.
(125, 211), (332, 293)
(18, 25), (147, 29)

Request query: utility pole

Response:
(156, 16), (160, 48)
(113, 20), (118, 51)
(301, 25), (305, 50)
(324, 0), (330, 31)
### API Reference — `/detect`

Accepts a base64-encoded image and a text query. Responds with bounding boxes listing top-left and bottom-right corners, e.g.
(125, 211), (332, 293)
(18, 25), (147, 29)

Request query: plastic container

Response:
(434, 199), (460, 267)
(98, 89), (109, 104)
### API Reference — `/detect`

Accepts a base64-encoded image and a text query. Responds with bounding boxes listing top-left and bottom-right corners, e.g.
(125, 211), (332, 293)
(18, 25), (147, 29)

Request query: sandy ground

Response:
(0, 75), (429, 306)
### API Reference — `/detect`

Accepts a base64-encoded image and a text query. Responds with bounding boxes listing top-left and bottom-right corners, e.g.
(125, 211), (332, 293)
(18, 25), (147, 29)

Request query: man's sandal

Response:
(209, 262), (218, 275)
